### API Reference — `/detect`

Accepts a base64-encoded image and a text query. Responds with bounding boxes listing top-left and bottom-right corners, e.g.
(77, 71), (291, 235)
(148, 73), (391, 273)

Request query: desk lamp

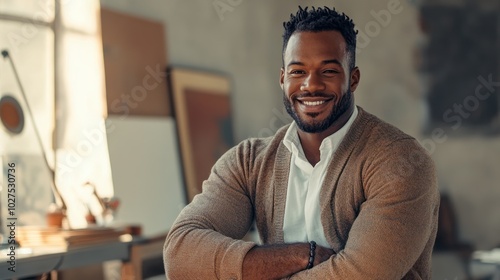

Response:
(0, 49), (67, 227)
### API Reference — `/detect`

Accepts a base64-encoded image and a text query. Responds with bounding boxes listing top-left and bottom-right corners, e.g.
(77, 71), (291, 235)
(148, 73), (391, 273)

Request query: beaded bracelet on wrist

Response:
(306, 241), (316, 269)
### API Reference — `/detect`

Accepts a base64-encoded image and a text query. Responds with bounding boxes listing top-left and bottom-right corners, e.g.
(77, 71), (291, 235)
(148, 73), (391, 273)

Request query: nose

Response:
(300, 72), (326, 93)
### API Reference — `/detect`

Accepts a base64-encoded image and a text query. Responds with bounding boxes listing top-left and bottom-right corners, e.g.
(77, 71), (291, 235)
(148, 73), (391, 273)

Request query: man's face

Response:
(280, 31), (359, 133)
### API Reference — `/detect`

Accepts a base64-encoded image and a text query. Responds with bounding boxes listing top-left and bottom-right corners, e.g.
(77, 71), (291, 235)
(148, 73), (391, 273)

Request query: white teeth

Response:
(303, 100), (325, 106)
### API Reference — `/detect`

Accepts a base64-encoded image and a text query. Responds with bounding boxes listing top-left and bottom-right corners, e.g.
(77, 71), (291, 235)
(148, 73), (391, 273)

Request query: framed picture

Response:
(169, 68), (234, 202)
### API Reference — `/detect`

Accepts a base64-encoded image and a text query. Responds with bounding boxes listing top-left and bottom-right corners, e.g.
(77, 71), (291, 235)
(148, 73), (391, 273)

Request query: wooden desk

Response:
(0, 240), (131, 280)
(121, 235), (166, 280)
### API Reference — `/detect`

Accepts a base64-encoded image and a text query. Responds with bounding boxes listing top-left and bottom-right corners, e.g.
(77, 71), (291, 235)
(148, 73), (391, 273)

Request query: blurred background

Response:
(0, 0), (499, 279)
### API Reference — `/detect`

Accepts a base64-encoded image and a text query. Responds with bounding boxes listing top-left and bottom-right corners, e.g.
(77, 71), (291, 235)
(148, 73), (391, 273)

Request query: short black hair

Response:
(282, 6), (358, 70)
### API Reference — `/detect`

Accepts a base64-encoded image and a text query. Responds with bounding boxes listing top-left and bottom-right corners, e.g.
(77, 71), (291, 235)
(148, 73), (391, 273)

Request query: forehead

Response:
(283, 31), (347, 66)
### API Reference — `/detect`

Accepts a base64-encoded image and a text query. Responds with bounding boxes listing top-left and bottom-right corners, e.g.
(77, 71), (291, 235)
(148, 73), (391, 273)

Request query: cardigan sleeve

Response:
(164, 140), (257, 280)
(289, 138), (440, 279)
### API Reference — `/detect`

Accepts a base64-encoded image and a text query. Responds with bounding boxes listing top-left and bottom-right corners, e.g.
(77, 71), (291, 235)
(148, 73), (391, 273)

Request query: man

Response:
(164, 6), (439, 279)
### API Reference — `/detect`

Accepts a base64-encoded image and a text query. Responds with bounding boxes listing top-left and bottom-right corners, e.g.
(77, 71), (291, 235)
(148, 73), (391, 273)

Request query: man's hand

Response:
(242, 243), (335, 280)
(314, 245), (335, 267)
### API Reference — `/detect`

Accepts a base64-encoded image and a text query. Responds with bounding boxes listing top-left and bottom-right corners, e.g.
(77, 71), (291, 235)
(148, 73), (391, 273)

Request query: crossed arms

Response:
(164, 138), (439, 279)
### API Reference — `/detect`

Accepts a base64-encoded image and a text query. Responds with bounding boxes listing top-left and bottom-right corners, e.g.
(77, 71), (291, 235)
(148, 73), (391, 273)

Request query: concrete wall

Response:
(100, 0), (500, 251)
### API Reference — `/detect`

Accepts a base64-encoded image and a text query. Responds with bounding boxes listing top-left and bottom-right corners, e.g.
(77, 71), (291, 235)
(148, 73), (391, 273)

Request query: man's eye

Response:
(323, 69), (339, 74)
(289, 70), (305, 75)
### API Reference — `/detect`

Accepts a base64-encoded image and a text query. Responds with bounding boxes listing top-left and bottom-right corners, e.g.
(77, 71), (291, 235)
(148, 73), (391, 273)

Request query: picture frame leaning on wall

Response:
(168, 67), (235, 203)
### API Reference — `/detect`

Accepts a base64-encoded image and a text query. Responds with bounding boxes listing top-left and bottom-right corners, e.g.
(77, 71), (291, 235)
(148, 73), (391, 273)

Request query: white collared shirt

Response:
(282, 107), (358, 248)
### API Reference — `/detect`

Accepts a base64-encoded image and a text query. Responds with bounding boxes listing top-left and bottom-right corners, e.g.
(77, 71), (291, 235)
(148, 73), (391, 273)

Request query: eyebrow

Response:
(286, 59), (343, 68)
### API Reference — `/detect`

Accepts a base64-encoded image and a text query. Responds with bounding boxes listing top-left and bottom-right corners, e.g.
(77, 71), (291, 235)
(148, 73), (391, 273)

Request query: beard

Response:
(283, 89), (353, 133)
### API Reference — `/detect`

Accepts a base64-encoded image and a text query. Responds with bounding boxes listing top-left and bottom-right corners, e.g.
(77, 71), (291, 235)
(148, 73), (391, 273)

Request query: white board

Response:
(106, 116), (185, 237)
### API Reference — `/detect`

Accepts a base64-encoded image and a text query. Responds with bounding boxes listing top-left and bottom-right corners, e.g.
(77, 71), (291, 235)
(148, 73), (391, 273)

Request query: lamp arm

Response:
(1, 49), (67, 212)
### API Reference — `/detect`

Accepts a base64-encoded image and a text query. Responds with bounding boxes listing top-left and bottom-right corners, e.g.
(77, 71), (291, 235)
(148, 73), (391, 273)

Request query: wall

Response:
(100, 0), (500, 252)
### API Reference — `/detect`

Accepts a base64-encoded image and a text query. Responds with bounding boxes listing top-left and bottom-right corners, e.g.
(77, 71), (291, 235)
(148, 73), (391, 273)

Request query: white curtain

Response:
(54, 0), (114, 228)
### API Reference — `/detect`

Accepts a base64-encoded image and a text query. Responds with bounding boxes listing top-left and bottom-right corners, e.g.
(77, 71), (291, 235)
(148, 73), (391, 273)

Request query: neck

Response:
(297, 105), (354, 166)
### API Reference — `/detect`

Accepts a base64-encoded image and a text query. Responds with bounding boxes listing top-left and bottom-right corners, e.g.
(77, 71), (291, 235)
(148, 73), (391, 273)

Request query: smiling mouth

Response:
(294, 97), (333, 116)
(296, 96), (333, 107)
(301, 100), (326, 106)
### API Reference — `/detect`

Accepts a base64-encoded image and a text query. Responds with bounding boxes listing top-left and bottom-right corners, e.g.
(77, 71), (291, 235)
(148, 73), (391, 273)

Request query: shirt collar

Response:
(283, 106), (359, 158)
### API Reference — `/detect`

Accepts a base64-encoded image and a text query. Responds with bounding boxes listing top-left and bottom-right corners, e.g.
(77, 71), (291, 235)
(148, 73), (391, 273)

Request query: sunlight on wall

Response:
(0, 0), (54, 21)
(54, 0), (114, 228)
(0, 21), (54, 158)
(0, 4), (55, 226)
(0, 0), (114, 229)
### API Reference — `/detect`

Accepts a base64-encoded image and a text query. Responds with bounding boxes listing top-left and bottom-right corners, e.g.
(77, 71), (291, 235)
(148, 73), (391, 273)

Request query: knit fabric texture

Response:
(164, 107), (439, 280)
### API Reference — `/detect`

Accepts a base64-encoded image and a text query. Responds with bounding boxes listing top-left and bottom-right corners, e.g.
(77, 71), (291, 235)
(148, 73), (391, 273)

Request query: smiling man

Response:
(164, 6), (439, 280)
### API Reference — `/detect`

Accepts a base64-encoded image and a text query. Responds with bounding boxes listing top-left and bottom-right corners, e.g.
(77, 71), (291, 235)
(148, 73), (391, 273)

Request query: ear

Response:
(279, 67), (285, 90)
(349, 67), (360, 92)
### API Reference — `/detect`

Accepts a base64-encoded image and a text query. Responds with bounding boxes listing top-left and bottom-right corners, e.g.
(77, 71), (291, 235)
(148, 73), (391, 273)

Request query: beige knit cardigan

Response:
(164, 107), (439, 280)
